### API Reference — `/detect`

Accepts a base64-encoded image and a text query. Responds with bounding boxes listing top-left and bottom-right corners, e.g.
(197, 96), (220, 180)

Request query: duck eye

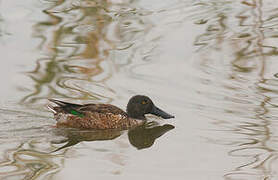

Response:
(142, 100), (147, 105)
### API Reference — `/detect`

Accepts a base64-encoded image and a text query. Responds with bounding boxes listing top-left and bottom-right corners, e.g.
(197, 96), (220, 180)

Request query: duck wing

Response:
(78, 104), (127, 116)
(48, 99), (127, 117)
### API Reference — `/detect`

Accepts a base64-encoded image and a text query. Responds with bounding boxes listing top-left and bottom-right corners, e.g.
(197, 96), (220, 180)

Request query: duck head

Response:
(126, 95), (175, 120)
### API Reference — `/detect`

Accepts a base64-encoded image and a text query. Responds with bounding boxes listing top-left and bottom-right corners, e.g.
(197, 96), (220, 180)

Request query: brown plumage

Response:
(48, 95), (175, 130)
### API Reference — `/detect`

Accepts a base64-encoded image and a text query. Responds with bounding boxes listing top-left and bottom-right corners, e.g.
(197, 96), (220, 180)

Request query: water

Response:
(1, 0), (278, 179)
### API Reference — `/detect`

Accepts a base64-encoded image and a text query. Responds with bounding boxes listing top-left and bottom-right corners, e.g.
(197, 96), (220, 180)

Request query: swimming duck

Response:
(48, 95), (174, 130)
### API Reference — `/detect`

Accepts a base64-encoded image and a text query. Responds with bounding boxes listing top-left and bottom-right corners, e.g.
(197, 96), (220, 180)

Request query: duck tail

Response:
(47, 99), (68, 114)
(48, 99), (68, 107)
(47, 103), (57, 114)
(48, 99), (82, 107)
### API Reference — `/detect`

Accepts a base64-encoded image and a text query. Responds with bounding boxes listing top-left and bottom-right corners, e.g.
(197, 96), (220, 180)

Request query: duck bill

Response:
(151, 106), (175, 119)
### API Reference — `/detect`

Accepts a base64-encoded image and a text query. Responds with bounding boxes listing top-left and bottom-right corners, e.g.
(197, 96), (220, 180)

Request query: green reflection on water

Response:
(0, 142), (63, 180)
(194, 0), (278, 179)
(21, 0), (115, 104)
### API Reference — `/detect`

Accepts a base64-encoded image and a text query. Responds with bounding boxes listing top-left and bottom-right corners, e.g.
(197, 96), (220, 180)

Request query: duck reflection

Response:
(128, 122), (175, 150)
(52, 122), (174, 152)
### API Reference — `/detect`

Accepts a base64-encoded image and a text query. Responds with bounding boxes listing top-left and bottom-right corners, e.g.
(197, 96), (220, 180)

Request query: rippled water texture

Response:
(1, 0), (278, 179)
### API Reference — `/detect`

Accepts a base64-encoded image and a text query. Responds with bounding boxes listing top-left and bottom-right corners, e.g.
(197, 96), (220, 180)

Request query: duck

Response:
(48, 95), (175, 130)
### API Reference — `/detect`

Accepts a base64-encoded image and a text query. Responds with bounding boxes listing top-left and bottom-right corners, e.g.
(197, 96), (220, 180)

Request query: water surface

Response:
(1, 0), (278, 179)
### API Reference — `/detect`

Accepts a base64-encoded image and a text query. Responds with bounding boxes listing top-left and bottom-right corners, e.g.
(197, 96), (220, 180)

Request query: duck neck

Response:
(127, 111), (146, 120)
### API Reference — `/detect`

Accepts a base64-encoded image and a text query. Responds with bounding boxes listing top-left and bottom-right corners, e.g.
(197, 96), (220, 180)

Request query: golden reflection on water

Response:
(194, 0), (278, 179)
(20, 0), (154, 105)
(21, 0), (115, 104)
(0, 143), (63, 180)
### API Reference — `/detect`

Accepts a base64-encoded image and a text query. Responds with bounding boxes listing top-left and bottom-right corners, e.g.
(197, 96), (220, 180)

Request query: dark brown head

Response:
(126, 95), (175, 120)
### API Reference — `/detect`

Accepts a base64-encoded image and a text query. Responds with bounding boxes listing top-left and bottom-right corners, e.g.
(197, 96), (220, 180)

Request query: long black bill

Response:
(151, 106), (175, 119)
